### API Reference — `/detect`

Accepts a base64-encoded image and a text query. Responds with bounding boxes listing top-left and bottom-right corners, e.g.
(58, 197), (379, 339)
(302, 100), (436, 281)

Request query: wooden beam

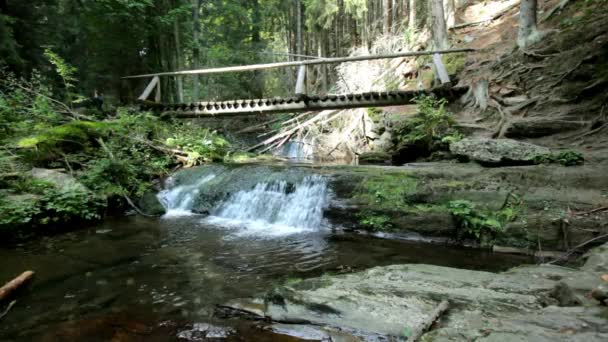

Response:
(138, 76), (160, 101)
(295, 65), (307, 95)
(432, 53), (451, 85)
(123, 48), (476, 79)
(145, 86), (468, 118)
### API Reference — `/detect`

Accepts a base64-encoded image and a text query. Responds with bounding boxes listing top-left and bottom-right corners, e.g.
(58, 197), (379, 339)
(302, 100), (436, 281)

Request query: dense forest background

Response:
(0, 0), (431, 103)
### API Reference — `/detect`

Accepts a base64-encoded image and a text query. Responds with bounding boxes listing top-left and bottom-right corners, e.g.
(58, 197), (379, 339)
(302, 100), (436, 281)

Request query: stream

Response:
(0, 166), (533, 341)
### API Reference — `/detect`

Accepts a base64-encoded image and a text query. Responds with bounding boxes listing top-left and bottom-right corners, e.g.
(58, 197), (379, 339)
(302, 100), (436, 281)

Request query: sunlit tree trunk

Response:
(409, 0), (416, 29)
(430, 0), (449, 49)
(517, 0), (538, 49)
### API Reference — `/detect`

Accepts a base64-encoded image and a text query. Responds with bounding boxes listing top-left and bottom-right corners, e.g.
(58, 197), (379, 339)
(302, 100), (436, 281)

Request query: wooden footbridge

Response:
(123, 48), (474, 118)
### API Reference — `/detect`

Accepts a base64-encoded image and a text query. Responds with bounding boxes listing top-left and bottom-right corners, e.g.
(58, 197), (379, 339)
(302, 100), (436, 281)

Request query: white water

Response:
(157, 174), (216, 217)
(206, 175), (329, 237)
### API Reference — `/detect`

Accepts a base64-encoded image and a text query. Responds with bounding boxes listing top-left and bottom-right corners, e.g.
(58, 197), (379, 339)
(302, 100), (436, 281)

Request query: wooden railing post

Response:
(138, 76), (160, 101)
(295, 65), (307, 96)
(432, 53), (451, 85)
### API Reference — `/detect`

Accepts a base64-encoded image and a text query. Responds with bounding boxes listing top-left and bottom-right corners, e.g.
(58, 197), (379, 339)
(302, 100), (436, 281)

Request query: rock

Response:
(449, 138), (550, 166)
(504, 119), (588, 138)
(372, 131), (393, 151)
(358, 151), (392, 165)
(590, 284), (608, 305)
(138, 190), (166, 216)
(31, 168), (87, 191)
(176, 323), (235, 341)
(549, 282), (583, 306)
(220, 243), (608, 341)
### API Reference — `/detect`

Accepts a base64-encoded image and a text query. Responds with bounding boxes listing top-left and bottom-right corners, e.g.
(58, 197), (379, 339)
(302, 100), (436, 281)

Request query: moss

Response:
(223, 151), (281, 164)
(352, 172), (417, 211)
(366, 107), (383, 122)
(444, 53), (466, 75)
(17, 120), (112, 149)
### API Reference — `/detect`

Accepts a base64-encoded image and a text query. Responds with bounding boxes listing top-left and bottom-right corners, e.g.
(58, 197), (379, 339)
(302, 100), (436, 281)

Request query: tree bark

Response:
(384, 0), (393, 33)
(445, 0), (456, 28)
(296, 0), (303, 58)
(518, 0), (538, 49)
(191, 0), (201, 101)
(0, 271), (34, 303)
(430, 0), (449, 49)
(173, 10), (183, 103)
(409, 0), (416, 29)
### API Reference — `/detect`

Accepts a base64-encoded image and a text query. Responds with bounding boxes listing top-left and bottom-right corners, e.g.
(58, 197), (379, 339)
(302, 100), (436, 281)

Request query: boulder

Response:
(31, 168), (87, 191)
(450, 138), (550, 166)
(358, 151), (392, 165)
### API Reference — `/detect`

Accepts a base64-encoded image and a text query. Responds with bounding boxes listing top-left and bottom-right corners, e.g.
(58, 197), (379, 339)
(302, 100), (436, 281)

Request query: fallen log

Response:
(0, 271), (35, 303)
(409, 300), (449, 341)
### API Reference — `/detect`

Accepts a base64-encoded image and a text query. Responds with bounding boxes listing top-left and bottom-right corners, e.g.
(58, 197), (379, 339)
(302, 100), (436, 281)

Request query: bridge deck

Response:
(142, 86), (468, 118)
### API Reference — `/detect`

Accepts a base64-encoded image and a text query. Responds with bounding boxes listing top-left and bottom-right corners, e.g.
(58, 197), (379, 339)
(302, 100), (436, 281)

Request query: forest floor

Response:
(452, 0), (608, 162)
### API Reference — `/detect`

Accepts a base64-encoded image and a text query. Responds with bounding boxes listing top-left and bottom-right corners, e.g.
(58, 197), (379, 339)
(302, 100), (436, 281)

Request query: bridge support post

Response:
(295, 65), (307, 96)
(432, 53), (451, 85)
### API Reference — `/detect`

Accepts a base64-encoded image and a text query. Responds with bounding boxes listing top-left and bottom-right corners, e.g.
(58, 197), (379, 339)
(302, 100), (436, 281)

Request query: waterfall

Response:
(157, 174), (216, 217)
(279, 138), (314, 161)
(206, 175), (329, 236)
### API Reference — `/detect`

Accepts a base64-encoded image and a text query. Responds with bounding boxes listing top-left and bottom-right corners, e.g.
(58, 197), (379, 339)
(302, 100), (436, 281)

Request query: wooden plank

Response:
(433, 53), (451, 85)
(295, 65), (307, 96)
(123, 48), (476, 79)
(138, 76), (160, 101)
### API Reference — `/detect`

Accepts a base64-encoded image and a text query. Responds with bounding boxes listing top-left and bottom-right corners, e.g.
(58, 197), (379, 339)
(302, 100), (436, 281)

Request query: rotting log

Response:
(146, 86), (469, 118)
(0, 271), (34, 303)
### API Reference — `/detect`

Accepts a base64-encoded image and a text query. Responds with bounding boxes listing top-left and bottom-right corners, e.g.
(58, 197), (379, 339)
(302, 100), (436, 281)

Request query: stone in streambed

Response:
(450, 138), (550, 166)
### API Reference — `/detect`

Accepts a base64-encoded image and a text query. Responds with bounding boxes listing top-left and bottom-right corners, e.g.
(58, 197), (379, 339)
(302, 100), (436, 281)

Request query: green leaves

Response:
(448, 200), (519, 239)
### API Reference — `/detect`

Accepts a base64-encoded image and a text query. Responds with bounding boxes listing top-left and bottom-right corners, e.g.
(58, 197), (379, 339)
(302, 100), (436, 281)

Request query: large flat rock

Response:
(220, 243), (608, 341)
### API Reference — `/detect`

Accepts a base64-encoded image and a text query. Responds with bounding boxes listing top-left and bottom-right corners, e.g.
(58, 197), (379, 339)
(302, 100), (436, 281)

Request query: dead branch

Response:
(0, 300), (16, 321)
(543, 0), (571, 22)
(0, 271), (34, 303)
(247, 110), (338, 152)
(547, 232), (608, 265)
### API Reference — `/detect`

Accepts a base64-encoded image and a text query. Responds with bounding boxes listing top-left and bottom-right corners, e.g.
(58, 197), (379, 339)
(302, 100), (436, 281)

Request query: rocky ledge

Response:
(218, 242), (608, 341)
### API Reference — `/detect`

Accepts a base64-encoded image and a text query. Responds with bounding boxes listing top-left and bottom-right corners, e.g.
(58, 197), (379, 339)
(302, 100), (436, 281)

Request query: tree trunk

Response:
(383, 0), (393, 34)
(251, 0), (264, 98)
(191, 0), (201, 101)
(173, 16), (183, 103)
(409, 0), (416, 29)
(517, 0), (538, 49)
(296, 0), (303, 58)
(430, 0), (449, 49)
(445, 0), (456, 28)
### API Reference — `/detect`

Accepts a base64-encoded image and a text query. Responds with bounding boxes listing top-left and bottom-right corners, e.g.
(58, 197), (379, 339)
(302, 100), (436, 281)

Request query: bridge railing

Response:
(123, 48), (475, 104)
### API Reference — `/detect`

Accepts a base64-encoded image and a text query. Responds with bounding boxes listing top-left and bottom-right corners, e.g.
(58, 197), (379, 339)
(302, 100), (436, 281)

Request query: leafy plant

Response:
(358, 212), (393, 231)
(44, 48), (80, 103)
(534, 150), (584, 166)
(393, 95), (459, 155)
(448, 199), (520, 240)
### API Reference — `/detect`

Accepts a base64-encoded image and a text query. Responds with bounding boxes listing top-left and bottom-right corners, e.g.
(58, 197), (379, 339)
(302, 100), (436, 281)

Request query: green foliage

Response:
(165, 125), (230, 165)
(534, 150), (584, 166)
(0, 197), (41, 226)
(448, 198), (520, 240)
(366, 107), (383, 122)
(358, 212), (392, 231)
(354, 173), (417, 211)
(394, 96), (458, 154)
(0, 180), (105, 232)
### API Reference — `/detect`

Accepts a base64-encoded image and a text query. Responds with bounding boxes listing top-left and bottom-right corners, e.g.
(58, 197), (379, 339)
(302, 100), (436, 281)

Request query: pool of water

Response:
(0, 216), (533, 341)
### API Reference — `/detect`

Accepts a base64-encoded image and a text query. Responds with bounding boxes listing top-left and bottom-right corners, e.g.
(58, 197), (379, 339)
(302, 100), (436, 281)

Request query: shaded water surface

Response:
(0, 216), (532, 341)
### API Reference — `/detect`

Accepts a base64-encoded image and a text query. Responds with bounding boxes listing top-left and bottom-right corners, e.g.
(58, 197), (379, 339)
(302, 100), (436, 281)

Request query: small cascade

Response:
(279, 138), (314, 161)
(207, 175), (329, 236)
(157, 174), (216, 217)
